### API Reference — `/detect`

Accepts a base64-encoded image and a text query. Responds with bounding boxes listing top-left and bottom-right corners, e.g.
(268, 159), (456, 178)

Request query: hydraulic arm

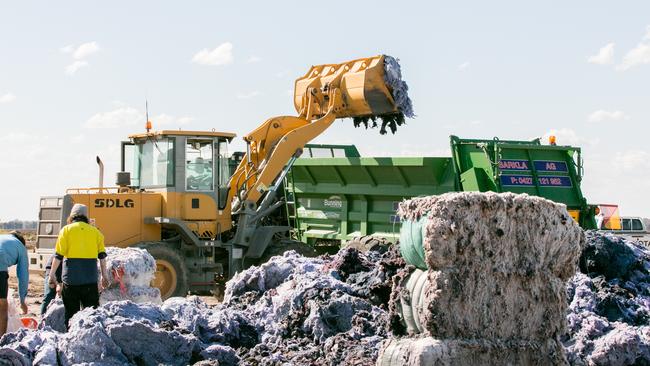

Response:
(224, 55), (413, 271)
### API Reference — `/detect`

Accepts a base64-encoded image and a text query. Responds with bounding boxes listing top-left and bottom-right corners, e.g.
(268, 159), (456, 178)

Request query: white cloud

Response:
(0, 93), (16, 104)
(614, 150), (650, 170)
(154, 113), (193, 127)
(246, 56), (261, 64)
(86, 106), (193, 129)
(237, 91), (261, 99)
(60, 45), (74, 54)
(542, 128), (599, 147)
(0, 132), (31, 143)
(617, 42), (650, 71)
(70, 134), (86, 144)
(85, 107), (142, 129)
(61, 41), (100, 75)
(457, 61), (470, 71)
(587, 109), (629, 123)
(616, 26), (650, 71)
(72, 42), (100, 60)
(192, 42), (233, 66)
(469, 120), (482, 125)
(587, 43), (615, 65)
(65, 60), (88, 75)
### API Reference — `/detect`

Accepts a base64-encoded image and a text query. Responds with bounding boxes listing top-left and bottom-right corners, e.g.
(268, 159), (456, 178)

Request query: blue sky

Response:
(1, 1), (649, 220)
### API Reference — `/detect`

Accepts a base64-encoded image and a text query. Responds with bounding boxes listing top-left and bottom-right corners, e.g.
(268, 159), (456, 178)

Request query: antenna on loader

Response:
(145, 99), (152, 132)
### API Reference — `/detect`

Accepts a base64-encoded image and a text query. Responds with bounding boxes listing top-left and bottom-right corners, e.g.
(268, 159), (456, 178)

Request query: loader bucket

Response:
(294, 55), (414, 134)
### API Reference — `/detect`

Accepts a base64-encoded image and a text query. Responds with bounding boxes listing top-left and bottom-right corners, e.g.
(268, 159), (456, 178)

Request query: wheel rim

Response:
(152, 259), (177, 299)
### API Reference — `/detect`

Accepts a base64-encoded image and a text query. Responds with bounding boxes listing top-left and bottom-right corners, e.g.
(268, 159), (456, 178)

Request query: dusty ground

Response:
(8, 269), (45, 317)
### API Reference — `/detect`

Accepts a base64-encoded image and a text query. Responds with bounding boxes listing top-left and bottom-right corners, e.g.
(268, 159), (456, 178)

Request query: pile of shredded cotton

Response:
(0, 246), (405, 366)
(563, 232), (650, 365)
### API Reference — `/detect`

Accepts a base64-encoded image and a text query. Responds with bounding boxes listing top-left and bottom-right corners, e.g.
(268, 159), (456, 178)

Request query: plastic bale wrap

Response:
(4, 289), (24, 334)
(396, 192), (583, 341)
(376, 336), (567, 366)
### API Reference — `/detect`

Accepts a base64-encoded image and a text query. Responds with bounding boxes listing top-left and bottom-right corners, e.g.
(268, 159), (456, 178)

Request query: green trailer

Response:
(284, 136), (596, 247)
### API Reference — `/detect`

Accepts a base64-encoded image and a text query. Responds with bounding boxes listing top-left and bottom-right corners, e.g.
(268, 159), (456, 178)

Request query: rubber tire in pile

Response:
(138, 242), (189, 299)
(259, 239), (318, 264)
(345, 236), (392, 253)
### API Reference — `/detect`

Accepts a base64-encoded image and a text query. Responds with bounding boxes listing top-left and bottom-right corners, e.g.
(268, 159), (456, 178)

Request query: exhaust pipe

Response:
(96, 156), (104, 191)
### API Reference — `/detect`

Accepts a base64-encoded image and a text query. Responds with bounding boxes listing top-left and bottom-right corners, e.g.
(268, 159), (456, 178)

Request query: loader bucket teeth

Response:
(294, 55), (414, 133)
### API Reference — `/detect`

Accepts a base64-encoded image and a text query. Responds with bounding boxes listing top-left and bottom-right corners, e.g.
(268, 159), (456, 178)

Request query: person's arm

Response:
(48, 257), (61, 288)
(97, 232), (109, 289)
(50, 228), (66, 288)
(17, 247), (29, 314)
(99, 258), (108, 289)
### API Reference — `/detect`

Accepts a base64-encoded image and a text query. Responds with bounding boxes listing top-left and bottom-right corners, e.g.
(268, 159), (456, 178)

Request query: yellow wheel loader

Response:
(31, 55), (413, 299)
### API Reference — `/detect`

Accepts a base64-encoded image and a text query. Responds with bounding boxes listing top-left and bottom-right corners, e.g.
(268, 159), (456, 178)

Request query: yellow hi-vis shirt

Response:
(55, 221), (106, 285)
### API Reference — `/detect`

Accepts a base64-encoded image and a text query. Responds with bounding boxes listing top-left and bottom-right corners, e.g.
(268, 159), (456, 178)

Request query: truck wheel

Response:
(345, 236), (391, 253)
(139, 242), (189, 299)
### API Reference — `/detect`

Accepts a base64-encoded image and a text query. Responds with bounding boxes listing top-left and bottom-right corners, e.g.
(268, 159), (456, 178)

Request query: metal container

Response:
(284, 155), (456, 245)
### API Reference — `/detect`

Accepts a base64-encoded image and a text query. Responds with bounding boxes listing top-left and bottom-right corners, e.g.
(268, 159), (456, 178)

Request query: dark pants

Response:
(41, 270), (56, 315)
(62, 283), (99, 330)
(0, 271), (7, 299)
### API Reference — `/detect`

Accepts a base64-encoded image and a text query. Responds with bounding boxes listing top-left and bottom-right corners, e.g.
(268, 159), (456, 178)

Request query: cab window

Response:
(186, 139), (214, 191)
(632, 219), (644, 231)
(622, 219), (632, 231)
(136, 138), (175, 188)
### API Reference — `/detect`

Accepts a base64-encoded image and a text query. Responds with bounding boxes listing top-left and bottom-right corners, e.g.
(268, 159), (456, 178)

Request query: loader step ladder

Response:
(284, 168), (302, 241)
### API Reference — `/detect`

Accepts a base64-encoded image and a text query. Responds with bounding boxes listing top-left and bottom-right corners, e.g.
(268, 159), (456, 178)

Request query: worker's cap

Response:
(70, 203), (88, 218)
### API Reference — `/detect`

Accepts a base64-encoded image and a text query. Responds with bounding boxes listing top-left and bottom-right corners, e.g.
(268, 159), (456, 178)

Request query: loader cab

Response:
(122, 130), (236, 209)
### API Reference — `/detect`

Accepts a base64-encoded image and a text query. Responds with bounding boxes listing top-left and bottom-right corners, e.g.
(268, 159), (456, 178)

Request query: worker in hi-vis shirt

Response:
(49, 203), (109, 330)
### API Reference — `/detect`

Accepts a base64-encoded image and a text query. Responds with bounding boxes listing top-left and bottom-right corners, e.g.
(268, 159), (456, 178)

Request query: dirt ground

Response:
(8, 269), (45, 317)
(7, 269), (220, 319)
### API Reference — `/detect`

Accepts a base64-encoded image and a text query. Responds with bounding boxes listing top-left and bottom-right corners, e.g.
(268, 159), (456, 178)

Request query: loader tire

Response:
(139, 242), (189, 300)
(259, 239), (318, 264)
(345, 236), (391, 254)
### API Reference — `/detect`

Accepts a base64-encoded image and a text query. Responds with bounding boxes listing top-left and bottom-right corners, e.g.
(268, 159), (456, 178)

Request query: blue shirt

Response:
(0, 234), (29, 302)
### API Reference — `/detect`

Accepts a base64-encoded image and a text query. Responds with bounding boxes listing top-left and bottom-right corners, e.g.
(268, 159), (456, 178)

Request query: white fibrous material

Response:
(100, 286), (162, 305)
(98, 246), (161, 305)
(377, 337), (567, 366)
(40, 298), (66, 333)
(104, 246), (156, 287)
(223, 252), (325, 302)
(563, 232), (650, 365)
(386, 192), (583, 365)
(0, 327), (59, 366)
(396, 192), (583, 342)
(199, 344), (240, 365)
(0, 247), (406, 366)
